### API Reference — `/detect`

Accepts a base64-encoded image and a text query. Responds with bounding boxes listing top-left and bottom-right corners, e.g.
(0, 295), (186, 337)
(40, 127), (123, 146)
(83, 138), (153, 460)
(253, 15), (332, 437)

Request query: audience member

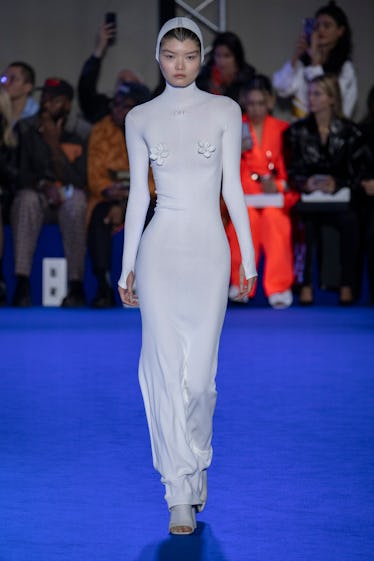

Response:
(283, 74), (368, 305)
(358, 86), (374, 304)
(226, 75), (297, 308)
(1, 61), (39, 124)
(196, 31), (256, 105)
(273, 1), (357, 118)
(78, 23), (144, 123)
(11, 78), (87, 307)
(87, 81), (154, 308)
(0, 89), (18, 305)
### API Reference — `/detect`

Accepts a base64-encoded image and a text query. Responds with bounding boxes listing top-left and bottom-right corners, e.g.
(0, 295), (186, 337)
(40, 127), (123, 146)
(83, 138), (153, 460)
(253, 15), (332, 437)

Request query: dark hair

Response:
(241, 74), (273, 97)
(209, 31), (245, 69)
(314, 1), (353, 73)
(8, 61), (36, 86)
(160, 28), (201, 52)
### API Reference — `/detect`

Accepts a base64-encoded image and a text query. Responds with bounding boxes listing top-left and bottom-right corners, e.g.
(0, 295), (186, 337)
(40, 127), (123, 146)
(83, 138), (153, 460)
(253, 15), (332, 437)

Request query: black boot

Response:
(61, 280), (85, 308)
(12, 275), (32, 307)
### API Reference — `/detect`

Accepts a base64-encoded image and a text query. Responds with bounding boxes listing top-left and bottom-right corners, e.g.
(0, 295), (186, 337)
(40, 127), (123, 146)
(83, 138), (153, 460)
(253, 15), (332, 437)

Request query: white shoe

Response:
(228, 285), (249, 304)
(268, 289), (293, 309)
(169, 504), (196, 535)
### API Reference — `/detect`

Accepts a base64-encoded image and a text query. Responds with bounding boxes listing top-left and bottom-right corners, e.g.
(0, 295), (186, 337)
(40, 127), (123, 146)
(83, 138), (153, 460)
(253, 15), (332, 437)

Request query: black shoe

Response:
(61, 280), (85, 308)
(91, 286), (116, 309)
(12, 277), (32, 307)
(0, 280), (6, 306)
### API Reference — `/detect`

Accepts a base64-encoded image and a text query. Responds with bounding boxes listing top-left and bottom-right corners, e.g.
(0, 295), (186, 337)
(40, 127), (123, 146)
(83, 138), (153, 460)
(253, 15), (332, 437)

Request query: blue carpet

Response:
(0, 307), (373, 561)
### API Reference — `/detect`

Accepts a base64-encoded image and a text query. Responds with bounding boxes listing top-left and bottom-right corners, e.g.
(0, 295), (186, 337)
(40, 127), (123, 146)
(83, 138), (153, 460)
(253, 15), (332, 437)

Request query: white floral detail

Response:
(150, 143), (169, 166)
(197, 141), (216, 158)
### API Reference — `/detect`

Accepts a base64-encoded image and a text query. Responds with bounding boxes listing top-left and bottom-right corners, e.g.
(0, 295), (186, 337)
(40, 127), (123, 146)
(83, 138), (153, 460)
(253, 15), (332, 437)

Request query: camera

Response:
(105, 12), (117, 46)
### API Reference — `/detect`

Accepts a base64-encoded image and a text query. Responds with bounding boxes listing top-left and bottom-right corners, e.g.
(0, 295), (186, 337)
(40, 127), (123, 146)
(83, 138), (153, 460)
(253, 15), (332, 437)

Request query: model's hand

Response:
(362, 179), (374, 196)
(237, 263), (256, 299)
(118, 271), (138, 307)
(93, 23), (116, 58)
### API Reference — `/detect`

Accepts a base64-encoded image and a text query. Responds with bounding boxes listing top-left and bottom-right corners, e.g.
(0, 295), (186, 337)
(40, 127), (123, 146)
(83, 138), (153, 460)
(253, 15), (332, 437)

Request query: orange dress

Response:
(226, 114), (298, 297)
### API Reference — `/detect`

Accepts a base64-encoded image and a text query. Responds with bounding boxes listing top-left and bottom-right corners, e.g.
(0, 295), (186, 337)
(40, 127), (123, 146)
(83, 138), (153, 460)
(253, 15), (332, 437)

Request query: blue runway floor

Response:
(0, 306), (373, 561)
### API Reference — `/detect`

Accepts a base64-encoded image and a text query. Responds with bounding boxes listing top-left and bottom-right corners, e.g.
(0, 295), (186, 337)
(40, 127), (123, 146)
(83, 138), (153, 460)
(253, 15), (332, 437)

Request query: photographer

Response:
(273, 1), (357, 118)
(78, 20), (145, 124)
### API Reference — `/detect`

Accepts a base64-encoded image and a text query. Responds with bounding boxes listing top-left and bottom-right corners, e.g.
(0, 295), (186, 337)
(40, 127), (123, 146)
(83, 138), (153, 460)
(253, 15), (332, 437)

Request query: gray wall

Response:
(1, 0), (373, 120)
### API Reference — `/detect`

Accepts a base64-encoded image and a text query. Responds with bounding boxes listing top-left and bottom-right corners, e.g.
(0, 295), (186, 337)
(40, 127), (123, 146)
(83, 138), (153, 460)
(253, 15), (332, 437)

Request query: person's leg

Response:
(332, 209), (360, 303)
(87, 202), (116, 307)
(11, 190), (45, 306)
(298, 212), (318, 304)
(58, 189), (87, 307)
(260, 207), (294, 308)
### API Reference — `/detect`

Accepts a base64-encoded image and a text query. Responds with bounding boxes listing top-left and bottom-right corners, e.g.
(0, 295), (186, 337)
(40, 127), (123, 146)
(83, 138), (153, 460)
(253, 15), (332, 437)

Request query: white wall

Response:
(1, 0), (373, 120)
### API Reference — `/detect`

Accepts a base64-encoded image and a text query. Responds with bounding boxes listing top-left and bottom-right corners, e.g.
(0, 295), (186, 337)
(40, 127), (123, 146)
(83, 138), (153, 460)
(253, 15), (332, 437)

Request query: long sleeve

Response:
(118, 111), (150, 288)
(221, 101), (257, 279)
(273, 60), (305, 98)
(78, 55), (110, 123)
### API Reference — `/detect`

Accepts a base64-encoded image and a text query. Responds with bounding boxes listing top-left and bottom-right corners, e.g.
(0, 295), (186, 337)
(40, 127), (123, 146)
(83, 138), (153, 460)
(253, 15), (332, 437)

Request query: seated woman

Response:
(226, 75), (298, 309)
(283, 74), (368, 305)
(196, 31), (255, 105)
(273, 1), (357, 118)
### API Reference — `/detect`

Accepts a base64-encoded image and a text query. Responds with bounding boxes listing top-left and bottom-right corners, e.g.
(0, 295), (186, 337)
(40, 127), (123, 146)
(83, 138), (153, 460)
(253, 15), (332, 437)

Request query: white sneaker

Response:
(228, 285), (249, 304)
(268, 289), (293, 309)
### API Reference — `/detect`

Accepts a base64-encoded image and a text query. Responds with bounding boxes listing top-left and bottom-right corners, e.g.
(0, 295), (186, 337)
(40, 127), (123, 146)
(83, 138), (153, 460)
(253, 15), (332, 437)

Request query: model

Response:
(118, 17), (256, 534)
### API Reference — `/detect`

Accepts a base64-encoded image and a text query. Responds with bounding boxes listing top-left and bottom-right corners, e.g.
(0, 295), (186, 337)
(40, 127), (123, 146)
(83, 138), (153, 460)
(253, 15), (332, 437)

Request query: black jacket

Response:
(16, 114), (87, 190)
(283, 114), (371, 193)
(78, 55), (110, 124)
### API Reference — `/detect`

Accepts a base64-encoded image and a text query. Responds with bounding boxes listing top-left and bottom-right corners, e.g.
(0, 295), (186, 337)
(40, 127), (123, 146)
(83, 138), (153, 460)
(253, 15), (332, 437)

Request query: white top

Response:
(118, 81), (256, 289)
(272, 59), (358, 118)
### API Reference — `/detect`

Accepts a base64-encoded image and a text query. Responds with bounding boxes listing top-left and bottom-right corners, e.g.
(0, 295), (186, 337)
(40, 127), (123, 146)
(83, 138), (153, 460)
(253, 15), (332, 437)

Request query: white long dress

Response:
(118, 81), (256, 510)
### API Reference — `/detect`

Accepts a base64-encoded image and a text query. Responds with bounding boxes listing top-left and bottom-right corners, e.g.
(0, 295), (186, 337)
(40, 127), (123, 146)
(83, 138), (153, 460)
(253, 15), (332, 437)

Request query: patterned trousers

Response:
(11, 189), (87, 280)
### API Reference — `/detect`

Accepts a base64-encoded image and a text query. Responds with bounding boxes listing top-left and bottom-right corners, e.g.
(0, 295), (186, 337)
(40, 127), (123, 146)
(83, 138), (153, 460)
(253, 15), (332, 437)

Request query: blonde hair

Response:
(0, 88), (17, 147)
(309, 74), (343, 118)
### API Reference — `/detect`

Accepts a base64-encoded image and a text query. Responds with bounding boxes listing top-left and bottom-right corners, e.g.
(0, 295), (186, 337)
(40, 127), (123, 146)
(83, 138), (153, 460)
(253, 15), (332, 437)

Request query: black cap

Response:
(40, 77), (74, 100)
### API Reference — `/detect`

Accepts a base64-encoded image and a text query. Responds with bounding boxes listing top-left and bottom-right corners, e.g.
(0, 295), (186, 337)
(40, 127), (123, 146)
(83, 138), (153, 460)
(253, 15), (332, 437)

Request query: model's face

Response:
(243, 90), (270, 124)
(213, 45), (237, 74)
(308, 82), (333, 115)
(315, 14), (344, 49)
(159, 38), (201, 88)
(2, 66), (32, 101)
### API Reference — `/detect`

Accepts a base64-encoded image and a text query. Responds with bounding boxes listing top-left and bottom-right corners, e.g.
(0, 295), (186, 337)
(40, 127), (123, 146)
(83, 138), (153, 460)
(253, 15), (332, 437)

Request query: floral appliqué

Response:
(150, 143), (169, 166)
(198, 141), (216, 158)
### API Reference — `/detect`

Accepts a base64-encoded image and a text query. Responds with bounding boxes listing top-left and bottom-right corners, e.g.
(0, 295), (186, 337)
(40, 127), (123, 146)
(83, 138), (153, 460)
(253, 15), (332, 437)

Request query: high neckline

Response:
(163, 81), (198, 100)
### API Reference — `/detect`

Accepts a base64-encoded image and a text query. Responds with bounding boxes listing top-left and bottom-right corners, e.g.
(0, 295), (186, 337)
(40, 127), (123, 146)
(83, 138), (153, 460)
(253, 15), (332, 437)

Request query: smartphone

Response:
(105, 12), (117, 46)
(303, 17), (315, 44)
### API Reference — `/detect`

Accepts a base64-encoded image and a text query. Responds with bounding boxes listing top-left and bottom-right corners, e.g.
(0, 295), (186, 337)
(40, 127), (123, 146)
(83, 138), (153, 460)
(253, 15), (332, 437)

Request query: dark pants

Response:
(87, 202), (115, 276)
(301, 208), (360, 289)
